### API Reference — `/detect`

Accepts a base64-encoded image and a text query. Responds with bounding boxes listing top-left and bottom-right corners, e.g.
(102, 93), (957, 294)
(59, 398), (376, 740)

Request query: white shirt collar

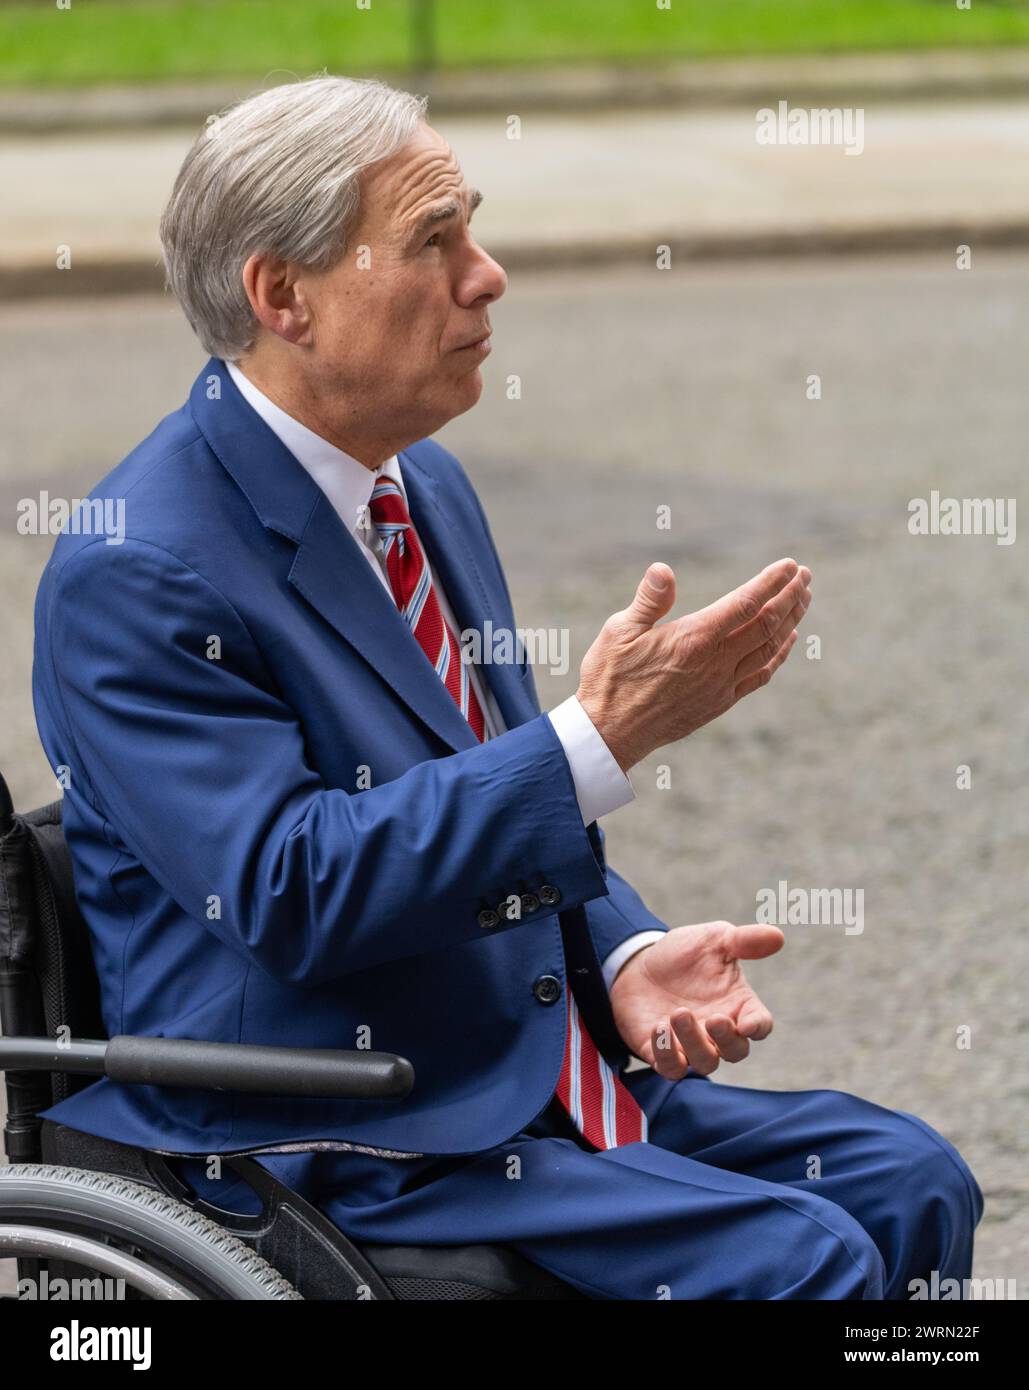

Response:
(225, 359), (403, 541)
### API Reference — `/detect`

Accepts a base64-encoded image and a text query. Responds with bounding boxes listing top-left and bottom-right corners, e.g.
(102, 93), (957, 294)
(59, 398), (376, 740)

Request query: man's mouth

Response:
(454, 329), (491, 353)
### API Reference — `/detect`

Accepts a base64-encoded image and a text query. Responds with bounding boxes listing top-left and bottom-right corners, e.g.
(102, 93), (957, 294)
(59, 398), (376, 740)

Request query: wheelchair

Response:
(0, 771), (582, 1300)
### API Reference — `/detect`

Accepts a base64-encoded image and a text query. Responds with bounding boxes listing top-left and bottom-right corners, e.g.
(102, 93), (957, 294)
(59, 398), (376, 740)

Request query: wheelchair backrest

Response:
(0, 771), (105, 1106)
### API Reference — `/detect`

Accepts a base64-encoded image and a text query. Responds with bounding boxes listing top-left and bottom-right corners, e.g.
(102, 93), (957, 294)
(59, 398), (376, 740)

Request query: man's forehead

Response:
(366, 127), (474, 225)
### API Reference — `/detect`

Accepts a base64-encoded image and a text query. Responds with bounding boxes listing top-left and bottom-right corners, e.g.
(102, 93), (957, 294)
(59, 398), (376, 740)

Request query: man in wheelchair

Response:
(3, 75), (982, 1300)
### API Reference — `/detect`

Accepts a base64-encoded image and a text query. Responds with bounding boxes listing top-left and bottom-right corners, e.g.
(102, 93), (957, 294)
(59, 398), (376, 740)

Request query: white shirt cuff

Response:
(547, 695), (635, 827)
(602, 931), (666, 991)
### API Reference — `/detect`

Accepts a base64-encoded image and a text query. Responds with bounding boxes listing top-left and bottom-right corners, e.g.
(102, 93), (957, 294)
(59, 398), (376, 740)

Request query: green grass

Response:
(2, 0), (1029, 87)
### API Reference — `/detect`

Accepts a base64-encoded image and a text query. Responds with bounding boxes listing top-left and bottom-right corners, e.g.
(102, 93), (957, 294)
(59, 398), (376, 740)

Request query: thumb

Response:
(621, 563), (676, 634)
(728, 924), (786, 960)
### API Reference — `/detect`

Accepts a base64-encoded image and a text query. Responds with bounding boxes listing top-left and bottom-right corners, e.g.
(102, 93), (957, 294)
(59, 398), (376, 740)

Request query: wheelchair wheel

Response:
(0, 1164), (303, 1299)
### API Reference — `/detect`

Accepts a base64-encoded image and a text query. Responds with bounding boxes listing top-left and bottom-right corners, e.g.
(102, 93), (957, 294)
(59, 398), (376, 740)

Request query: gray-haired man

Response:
(34, 76), (982, 1299)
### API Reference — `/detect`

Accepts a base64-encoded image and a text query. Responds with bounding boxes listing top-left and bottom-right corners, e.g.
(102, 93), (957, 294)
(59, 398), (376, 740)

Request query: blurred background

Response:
(0, 0), (1026, 1292)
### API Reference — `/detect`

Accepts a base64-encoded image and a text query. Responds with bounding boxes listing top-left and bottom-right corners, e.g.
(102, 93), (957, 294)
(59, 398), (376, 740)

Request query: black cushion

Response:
(361, 1241), (584, 1300)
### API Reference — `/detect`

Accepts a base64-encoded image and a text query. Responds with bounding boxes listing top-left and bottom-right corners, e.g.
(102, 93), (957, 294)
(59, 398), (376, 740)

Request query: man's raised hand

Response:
(576, 558), (812, 772)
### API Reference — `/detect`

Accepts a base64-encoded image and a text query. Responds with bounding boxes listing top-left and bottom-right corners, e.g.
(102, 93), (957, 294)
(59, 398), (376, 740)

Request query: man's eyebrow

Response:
(408, 188), (484, 241)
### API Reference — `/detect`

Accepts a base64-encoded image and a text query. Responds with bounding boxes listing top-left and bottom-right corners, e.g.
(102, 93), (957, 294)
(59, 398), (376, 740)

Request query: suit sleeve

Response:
(583, 822), (669, 961)
(43, 538), (611, 986)
(434, 441), (671, 963)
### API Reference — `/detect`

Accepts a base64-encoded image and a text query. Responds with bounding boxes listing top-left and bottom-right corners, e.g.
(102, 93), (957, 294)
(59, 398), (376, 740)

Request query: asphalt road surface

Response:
(1, 252), (1025, 1293)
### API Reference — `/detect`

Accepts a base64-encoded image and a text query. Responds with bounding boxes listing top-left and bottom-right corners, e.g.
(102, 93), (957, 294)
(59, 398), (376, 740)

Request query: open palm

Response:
(609, 920), (785, 1080)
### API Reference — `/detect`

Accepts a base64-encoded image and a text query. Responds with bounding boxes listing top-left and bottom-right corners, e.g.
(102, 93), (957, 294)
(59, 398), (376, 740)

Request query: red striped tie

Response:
(369, 476), (485, 740)
(368, 474), (646, 1150)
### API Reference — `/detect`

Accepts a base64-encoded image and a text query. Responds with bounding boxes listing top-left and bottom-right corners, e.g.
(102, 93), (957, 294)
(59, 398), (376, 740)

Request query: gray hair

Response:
(159, 75), (428, 360)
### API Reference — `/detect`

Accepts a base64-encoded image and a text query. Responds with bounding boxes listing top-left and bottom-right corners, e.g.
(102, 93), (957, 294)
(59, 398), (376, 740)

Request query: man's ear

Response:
(241, 253), (311, 345)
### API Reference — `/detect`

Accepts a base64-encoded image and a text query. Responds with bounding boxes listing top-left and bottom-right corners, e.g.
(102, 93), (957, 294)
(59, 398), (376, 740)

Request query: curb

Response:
(3, 48), (1029, 133)
(4, 219), (1029, 302)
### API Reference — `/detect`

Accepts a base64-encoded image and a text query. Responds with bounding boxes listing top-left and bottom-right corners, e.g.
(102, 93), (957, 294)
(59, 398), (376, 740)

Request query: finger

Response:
(736, 999), (775, 1041)
(731, 597), (806, 683)
(619, 563), (677, 636)
(670, 1009), (721, 1077)
(650, 1019), (689, 1081)
(733, 628), (797, 701)
(702, 558), (799, 637)
(728, 568), (811, 666)
(731, 583), (812, 681)
(724, 924), (786, 961)
(705, 1015), (750, 1063)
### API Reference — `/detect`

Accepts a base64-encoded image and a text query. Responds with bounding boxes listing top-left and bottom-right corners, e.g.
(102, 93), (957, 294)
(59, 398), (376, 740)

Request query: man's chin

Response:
(445, 367), (485, 417)
(408, 370), (485, 440)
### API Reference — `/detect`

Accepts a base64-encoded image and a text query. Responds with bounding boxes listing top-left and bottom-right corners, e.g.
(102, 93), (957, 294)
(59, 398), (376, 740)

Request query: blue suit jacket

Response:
(32, 359), (668, 1157)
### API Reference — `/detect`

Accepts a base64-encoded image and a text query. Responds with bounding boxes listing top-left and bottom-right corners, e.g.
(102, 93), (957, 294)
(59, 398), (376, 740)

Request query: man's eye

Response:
(423, 233), (442, 249)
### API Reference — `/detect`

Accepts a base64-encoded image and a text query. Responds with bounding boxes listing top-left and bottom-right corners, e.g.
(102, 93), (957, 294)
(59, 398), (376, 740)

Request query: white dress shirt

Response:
(225, 360), (663, 986)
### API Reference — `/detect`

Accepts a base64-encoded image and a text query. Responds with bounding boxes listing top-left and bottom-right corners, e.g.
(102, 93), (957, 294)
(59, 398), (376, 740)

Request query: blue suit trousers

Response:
(179, 1070), (983, 1300)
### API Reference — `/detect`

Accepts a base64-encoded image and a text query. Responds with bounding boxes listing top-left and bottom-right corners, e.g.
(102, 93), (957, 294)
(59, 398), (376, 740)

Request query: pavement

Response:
(3, 98), (1029, 299)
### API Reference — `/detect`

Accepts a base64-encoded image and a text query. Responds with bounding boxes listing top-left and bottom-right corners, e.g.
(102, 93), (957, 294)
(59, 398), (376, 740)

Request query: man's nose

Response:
(463, 241), (508, 305)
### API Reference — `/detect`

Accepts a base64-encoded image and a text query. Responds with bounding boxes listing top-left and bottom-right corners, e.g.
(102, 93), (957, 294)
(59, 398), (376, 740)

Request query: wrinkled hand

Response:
(577, 559), (812, 773)
(609, 920), (784, 1079)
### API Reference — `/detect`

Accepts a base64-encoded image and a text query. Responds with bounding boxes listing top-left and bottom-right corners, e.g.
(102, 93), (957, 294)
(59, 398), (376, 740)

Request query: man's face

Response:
(300, 122), (507, 444)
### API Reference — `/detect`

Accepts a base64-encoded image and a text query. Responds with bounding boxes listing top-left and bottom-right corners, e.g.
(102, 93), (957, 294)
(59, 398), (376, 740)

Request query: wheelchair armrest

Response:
(0, 1035), (414, 1101)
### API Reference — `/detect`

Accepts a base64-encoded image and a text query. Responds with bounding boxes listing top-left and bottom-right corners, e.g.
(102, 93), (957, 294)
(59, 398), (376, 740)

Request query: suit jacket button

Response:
(533, 975), (562, 1005)
(538, 884), (561, 907)
(521, 892), (540, 914)
(477, 907), (500, 929)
